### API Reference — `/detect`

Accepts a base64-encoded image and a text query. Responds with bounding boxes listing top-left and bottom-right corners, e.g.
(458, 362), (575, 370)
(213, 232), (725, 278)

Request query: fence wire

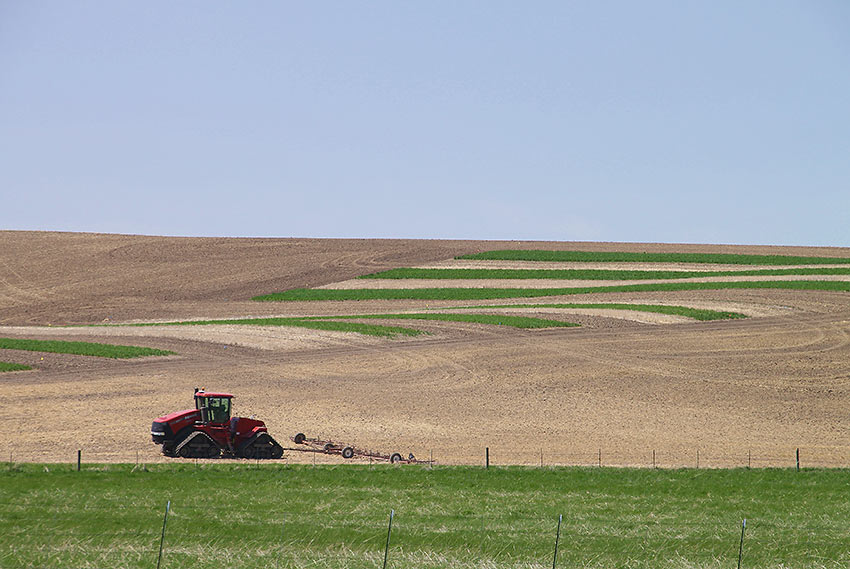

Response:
(6, 445), (850, 469)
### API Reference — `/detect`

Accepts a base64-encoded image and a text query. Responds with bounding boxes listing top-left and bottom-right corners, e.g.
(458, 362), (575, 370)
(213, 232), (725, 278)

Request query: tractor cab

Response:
(194, 389), (233, 424)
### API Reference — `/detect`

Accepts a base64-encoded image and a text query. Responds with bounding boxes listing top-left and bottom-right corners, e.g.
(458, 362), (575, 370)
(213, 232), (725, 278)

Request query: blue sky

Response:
(1, 2), (848, 245)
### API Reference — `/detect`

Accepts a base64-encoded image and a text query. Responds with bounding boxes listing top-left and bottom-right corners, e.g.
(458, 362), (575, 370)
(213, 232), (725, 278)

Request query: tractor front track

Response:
(175, 430), (221, 458)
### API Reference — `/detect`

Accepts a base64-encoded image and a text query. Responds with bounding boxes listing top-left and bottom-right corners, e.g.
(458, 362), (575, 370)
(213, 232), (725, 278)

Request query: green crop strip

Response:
(457, 250), (850, 265)
(252, 280), (850, 302)
(3, 464), (850, 569)
(128, 317), (424, 338)
(131, 314), (573, 333)
(317, 313), (579, 329)
(360, 267), (850, 280)
(0, 338), (174, 359)
(0, 361), (31, 372)
(449, 303), (747, 321)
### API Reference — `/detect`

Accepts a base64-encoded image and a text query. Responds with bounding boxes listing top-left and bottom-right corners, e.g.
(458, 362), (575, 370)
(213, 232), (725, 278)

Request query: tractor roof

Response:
(195, 391), (234, 398)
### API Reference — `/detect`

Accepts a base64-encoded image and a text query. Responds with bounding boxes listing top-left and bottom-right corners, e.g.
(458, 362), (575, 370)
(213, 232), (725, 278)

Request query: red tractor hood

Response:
(154, 409), (200, 424)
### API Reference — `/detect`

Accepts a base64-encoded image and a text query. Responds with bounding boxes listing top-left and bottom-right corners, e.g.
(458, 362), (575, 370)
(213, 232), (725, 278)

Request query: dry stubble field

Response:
(1, 231), (849, 467)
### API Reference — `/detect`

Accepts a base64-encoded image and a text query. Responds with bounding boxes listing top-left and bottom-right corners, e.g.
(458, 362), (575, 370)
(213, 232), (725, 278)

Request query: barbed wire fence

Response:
(4, 447), (850, 568)
(1, 499), (848, 569)
(5, 444), (849, 469)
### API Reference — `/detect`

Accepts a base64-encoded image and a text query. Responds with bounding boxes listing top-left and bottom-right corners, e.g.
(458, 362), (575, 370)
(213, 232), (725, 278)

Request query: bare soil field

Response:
(1, 231), (849, 467)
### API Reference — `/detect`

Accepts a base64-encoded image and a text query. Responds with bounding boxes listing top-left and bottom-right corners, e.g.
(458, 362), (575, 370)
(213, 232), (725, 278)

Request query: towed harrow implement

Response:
(287, 433), (428, 464)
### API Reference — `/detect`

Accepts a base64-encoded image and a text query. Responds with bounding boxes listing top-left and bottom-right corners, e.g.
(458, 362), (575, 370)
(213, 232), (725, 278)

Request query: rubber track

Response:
(175, 430), (219, 458)
(239, 432), (284, 459)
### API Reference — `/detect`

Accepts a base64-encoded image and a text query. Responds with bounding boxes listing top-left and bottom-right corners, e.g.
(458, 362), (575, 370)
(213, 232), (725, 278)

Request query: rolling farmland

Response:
(1, 233), (849, 467)
(2, 232), (850, 567)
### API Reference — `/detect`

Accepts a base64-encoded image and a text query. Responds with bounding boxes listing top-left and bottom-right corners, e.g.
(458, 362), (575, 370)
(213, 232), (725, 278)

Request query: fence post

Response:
(77, 449), (81, 471)
(552, 514), (562, 569)
(156, 500), (171, 569)
(382, 509), (394, 569)
(748, 449), (751, 469)
(737, 519), (746, 569)
(485, 447), (489, 469)
(598, 448), (601, 467)
(652, 449), (656, 469)
(277, 513), (286, 569)
(696, 449), (699, 469)
(796, 448), (800, 471)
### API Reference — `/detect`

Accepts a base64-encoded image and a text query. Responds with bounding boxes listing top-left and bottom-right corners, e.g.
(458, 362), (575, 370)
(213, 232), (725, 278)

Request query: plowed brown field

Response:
(2, 231), (849, 467)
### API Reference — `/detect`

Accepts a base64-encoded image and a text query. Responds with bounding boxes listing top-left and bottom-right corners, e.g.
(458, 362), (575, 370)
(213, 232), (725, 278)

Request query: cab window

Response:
(207, 397), (231, 423)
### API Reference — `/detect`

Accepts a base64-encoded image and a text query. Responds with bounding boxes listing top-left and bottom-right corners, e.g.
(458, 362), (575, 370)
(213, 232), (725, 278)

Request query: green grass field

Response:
(450, 303), (747, 321)
(252, 280), (850, 302)
(458, 250), (850, 265)
(360, 267), (850, 280)
(0, 338), (175, 358)
(0, 361), (31, 372)
(2, 464), (849, 569)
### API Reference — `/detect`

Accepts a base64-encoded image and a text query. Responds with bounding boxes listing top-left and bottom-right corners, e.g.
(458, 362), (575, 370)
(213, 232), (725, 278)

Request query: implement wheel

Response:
(342, 447), (355, 459)
(390, 453), (402, 464)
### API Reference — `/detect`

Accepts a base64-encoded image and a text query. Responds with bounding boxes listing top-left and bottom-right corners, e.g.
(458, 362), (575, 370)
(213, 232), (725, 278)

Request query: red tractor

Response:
(151, 389), (283, 459)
